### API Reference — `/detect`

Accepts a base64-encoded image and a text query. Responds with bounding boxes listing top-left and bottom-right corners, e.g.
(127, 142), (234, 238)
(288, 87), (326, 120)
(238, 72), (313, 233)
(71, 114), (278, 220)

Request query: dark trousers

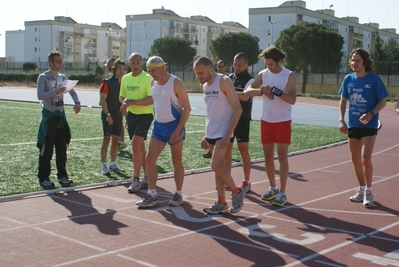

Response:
(38, 116), (68, 182)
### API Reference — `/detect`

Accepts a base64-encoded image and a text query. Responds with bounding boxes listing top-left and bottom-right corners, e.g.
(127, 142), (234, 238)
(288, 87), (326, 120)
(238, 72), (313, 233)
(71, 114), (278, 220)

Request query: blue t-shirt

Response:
(338, 72), (388, 129)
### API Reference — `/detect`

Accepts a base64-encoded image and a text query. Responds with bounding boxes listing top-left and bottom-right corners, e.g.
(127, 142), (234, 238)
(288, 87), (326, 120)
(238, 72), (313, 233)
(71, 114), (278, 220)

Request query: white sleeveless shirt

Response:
(260, 67), (292, 122)
(152, 75), (182, 123)
(203, 74), (234, 139)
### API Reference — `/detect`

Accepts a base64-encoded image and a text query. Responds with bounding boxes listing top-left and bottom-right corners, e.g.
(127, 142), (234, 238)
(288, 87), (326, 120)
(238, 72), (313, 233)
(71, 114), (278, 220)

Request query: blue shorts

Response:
(151, 120), (185, 145)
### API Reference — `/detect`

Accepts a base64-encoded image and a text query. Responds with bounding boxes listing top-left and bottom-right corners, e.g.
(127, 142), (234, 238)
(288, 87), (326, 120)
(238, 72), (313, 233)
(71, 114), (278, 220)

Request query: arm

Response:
(237, 78), (255, 101)
(37, 75), (66, 100)
(339, 97), (348, 134)
(279, 72), (296, 105)
(359, 98), (386, 125)
(244, 73), (263, 97)
(219, 77), (242, 148)
(170, 79), (192, 144)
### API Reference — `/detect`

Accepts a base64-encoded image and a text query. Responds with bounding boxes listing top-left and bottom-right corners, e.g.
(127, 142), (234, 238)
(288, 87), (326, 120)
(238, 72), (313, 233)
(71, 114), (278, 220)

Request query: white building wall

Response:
(5, 31), (25, 62)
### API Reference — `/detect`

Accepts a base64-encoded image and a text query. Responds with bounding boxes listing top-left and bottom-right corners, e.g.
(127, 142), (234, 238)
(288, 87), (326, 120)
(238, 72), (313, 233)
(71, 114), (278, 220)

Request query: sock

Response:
(366, 187), (372, 192)
(110, 161), (116, 166)
(175, 190), (182, 196)
(218, 196), (226, 205)
(102, 162), (107, 167)
(148, 189), (157, 196)
(133, 176), (139, 181)
(119, 141), (124, 144)
(231, 187), (240, 194)
(360, 186), (366, 191)
(241, 180), (249, 187)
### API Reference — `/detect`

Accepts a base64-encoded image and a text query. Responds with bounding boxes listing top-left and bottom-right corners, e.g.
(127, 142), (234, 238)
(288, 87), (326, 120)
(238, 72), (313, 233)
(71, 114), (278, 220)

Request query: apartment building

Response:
(5, 16), (126, 64)
(249, 1), (399, 71)
(125, 8), (248, 60)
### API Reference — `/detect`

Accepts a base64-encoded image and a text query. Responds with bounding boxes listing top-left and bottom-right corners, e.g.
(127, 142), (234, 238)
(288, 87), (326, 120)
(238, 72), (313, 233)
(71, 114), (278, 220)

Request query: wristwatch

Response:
(370, 110), (375, 116)
(106, 112), (111, 117)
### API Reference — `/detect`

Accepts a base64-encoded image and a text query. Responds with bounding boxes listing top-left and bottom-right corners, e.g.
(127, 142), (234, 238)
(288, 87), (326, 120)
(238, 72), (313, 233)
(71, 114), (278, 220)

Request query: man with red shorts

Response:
(244, 46), (296, 206)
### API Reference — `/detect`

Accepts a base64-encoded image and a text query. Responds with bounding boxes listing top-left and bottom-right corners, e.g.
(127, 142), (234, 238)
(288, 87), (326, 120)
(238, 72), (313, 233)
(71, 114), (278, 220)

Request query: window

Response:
(298, 14), (303, 21)
(268, 16), (271, 22)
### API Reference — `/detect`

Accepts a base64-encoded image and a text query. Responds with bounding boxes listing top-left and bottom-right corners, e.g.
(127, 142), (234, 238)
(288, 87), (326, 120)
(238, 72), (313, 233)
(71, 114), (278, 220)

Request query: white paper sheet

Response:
(61, 80), (79, 93)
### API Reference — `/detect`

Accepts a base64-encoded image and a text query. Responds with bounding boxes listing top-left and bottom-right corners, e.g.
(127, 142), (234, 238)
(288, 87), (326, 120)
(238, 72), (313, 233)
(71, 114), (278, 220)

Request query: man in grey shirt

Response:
(36, 51), (81, 187)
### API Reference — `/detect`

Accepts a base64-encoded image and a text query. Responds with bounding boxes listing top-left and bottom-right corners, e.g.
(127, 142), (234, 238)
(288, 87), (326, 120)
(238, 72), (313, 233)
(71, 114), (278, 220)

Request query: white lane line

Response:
(284, 220), (399, 267)
(33, 226), (107, 252)
(116, 254), (159, 267)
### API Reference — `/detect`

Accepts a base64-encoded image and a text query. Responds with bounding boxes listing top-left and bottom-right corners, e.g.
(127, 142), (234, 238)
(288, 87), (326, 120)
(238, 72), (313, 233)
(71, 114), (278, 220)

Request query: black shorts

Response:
(127, 112), (153, 140)
(102, 117), (122, 137)
(348, 127), (377, 140)
(206, 137), (234, 145)
(233, 119), (250, 143)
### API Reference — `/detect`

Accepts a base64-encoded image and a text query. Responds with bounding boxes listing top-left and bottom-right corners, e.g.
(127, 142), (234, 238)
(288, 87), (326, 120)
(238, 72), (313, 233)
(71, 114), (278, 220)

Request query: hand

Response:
(200, 138), (208, 149)
(359, 113), (372, 125)
(339, 120), (348, 134)
(73, 104), (81, 114)
(215, 136), (229, 150)
(260, 85), (274, 100)
(56, 87), (67, 95)
(106, 116), (113, 125)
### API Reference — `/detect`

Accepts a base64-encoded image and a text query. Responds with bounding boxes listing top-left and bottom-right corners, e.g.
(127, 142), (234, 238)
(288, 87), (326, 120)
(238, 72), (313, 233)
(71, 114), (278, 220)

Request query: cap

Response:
(146, 56), (167, 68)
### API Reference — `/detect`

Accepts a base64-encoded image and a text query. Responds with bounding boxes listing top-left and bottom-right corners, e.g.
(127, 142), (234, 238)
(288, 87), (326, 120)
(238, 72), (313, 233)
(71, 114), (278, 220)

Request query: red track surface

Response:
(1, 98), (398, 267)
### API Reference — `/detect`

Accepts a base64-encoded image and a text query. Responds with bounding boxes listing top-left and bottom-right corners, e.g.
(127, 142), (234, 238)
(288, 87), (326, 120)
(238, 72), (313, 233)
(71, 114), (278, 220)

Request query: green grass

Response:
(0, 100), (347, 197)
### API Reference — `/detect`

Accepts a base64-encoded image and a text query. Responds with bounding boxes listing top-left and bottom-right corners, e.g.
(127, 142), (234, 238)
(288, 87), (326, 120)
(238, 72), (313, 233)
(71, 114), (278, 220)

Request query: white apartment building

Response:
(125, 8), (248, 60)
(5, 16), (125, 64)
(249, 1), (399, 72)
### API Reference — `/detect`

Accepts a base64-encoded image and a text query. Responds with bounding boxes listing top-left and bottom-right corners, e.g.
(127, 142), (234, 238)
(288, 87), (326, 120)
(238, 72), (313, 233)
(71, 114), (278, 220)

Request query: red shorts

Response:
(261, 120), (291, 144)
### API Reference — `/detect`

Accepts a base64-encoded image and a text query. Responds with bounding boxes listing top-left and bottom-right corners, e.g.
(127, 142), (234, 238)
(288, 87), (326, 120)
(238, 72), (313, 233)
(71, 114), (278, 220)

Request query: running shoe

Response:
(241, 182), (251, 193)
(261, 187), (279, 200)
(272, 192), (287, 206)
(40, 179), (54, 187)
(136, 194), (159, 208)
(203, 201), (229, 214)
(102, 165), (110, 175)
(230, 187), (245, 213)
(127, 178), (141, 193)
(109, 164), (125, 173)
(350, 188), (364, 202)
(169, 192), (183, 207)
(363, 190), (373, 208)
(58, 177), (73, 184)
(118, 142), (127, 150)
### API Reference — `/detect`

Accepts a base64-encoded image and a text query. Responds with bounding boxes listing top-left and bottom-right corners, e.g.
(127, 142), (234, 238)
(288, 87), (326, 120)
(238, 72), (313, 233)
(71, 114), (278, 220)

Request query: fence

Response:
(1, 60), (399, 88)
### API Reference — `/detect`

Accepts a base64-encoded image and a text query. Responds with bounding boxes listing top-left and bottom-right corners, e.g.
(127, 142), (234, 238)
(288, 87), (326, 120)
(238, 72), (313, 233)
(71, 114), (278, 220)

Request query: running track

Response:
(0, 97), (398, 267)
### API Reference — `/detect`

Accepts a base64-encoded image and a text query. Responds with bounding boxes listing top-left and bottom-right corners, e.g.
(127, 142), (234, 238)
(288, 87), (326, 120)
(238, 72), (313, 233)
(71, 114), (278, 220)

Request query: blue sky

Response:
(1, 0), (397, 57)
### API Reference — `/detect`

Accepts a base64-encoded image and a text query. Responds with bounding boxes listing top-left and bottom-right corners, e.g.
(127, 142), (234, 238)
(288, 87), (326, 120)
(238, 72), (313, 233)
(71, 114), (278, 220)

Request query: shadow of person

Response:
(149, 198), (287, 266)
(50, 191), (128, 235)
(265, 204), (399, 265)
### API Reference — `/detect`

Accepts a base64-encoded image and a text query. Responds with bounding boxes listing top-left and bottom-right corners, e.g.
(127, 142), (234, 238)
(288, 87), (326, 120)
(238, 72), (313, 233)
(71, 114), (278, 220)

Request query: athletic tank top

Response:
(152, 75), (182, 123)
(260, 67), (292, 122)
(203, 74), (234, 139)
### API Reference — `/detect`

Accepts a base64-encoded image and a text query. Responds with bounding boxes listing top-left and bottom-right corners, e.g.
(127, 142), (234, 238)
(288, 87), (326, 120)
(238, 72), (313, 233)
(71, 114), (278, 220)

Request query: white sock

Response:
(110, 161), (116, 166)
(102, 162), (107, 167)
(148, 189), (157, 196)
(175, 190), (182, 196)
(360, 186), (366, 191)
(366, 187), (372, 192)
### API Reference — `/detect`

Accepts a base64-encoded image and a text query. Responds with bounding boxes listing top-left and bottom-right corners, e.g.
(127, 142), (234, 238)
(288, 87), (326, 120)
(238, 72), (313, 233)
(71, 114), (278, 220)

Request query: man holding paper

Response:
(36, 51), (81, 187)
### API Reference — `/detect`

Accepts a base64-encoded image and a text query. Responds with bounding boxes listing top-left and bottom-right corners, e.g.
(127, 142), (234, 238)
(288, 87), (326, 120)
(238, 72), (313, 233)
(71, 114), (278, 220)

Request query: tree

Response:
(22, 62), (37, 72)
(210, 32), (260, 66)
(149, 36), (197, 71)
(275, 22), (344, 93)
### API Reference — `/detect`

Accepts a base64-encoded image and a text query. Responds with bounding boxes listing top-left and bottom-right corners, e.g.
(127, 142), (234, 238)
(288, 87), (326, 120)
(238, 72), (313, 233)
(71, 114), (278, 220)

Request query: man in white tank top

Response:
(193, 56), (246, 214)
(136, 56), (192, 208)
(244, 46), (296, 207)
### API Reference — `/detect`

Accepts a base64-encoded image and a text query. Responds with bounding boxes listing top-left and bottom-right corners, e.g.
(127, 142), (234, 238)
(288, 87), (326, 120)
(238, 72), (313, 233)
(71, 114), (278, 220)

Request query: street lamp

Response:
(269, 21), (276, 44)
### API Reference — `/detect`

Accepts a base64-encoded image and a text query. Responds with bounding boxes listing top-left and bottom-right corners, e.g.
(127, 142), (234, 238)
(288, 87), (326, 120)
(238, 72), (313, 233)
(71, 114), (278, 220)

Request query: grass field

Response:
(0, 100), (347, 197)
